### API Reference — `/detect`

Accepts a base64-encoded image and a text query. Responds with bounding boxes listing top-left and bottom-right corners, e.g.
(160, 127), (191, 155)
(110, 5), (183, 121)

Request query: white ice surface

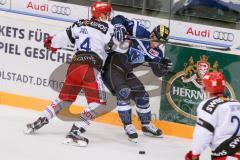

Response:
(0, 105), (211, 160)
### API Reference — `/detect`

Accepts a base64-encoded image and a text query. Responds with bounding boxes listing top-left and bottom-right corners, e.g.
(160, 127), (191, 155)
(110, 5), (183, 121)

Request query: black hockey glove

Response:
(149, 57), (173, 77)
(159, 57), (173, 71)
(113, 24), (127, 42)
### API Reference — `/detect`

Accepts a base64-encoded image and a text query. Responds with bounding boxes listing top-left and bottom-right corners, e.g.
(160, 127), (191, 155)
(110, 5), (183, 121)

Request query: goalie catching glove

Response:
(44, 36), (58, 53)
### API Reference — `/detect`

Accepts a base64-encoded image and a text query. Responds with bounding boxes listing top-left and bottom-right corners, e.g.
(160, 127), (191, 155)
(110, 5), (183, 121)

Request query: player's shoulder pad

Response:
(72, 19), (109, 34)
(112, 15), (126, 20)
(89, 20), (109, 34)
(202, 96), (237, 114)
(112, 15), (134, 31)
(71, 19), (87, 27)
(111, 15), (127, 25)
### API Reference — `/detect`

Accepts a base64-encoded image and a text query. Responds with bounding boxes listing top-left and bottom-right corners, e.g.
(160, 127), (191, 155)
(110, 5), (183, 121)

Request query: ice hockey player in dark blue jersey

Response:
(102, 15), (173, 142)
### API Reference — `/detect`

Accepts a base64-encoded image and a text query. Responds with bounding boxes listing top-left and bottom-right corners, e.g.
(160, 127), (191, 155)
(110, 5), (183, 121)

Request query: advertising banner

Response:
(0, 11), (161, 118)
(10, 0), (89, 22)
(116, 13), (240, 50)
(0, 12), (74, 101)
(2, 0), (240, 50)
(159, 44), (239, 125)
(1, 0), (239, 121)
(170, 21), (240, 48)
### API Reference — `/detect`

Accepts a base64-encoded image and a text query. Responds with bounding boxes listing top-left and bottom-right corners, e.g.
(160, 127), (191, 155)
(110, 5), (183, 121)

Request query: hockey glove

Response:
(113, 24), (127, 42)
(185, 151), (200, 160)
(159, 57), (173, 70)
(44, 36), (58, 53)
(149, 57), (172, 77)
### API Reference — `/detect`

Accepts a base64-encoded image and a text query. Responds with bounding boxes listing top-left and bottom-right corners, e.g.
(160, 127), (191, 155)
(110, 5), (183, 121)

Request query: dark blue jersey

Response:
(112, 15), (164, 65)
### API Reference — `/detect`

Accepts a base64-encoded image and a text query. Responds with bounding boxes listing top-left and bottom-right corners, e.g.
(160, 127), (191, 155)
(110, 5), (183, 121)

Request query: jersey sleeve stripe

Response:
(66, 27), (76, 44)
(132, 20), (138, 37)
(197, 118), (215, 133)
(202, 97), (238, 114)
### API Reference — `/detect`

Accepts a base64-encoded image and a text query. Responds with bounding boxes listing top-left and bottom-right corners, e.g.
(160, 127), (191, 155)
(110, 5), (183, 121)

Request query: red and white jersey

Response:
(51, 19), (113, 63)
(191, 96), (240, 155)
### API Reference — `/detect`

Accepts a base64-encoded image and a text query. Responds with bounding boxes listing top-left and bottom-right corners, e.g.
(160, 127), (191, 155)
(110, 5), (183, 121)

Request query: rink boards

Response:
(1, 0), (240, 139)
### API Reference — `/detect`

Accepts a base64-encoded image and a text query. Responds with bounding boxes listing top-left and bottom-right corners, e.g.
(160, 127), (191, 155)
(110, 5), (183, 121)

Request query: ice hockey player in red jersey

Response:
(24, 1), (113, 146)
(185, 71), (240, 160)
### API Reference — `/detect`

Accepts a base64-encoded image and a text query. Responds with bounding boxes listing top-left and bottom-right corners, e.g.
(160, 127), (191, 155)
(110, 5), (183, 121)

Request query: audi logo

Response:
(213, 31), (234, 42)
(0, 0), (7, 5)
(51, 5), (71, 16)
(132, 18), (151, 29)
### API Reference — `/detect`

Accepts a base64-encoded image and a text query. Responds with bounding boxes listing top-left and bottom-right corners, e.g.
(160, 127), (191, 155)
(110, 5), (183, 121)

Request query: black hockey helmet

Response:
(151, 25), (170, 43)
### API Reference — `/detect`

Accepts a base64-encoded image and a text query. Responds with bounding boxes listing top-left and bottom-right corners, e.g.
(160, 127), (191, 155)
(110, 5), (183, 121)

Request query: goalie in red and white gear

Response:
(25, 1), (113, 147)
(185, 71), (240, 160)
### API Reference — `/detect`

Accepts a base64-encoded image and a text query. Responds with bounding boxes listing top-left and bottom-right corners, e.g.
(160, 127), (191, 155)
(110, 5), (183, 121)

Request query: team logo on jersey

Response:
(149, 48), (159, 57)
(165, 55), (236, 120)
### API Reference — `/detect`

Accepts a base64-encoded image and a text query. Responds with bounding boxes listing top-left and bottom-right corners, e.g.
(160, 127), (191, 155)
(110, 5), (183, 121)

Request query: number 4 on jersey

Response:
(80, 37), (91, 51)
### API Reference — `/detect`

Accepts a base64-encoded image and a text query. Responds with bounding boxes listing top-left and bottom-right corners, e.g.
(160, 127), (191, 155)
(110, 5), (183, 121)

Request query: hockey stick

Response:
(167, 41), (231, 51)
(59, 47), (75, 52)
(59, 36), (231, 52)
(128, 36), (231, 51)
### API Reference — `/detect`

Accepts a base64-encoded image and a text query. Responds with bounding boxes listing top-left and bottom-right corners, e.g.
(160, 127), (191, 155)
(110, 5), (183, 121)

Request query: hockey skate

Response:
(142, 123), (162, 137)
(124, 124), (138, 143)
(24, 117), (49, 134)
(62, 124), (89, 147)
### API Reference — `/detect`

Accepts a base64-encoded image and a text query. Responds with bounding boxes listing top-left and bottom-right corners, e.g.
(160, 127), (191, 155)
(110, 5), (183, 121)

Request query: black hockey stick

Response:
(59, 47), (74, 52)
(59, 35), (231, 52)
(128, 36), (231, 51)
(167, 41), (231, 51)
